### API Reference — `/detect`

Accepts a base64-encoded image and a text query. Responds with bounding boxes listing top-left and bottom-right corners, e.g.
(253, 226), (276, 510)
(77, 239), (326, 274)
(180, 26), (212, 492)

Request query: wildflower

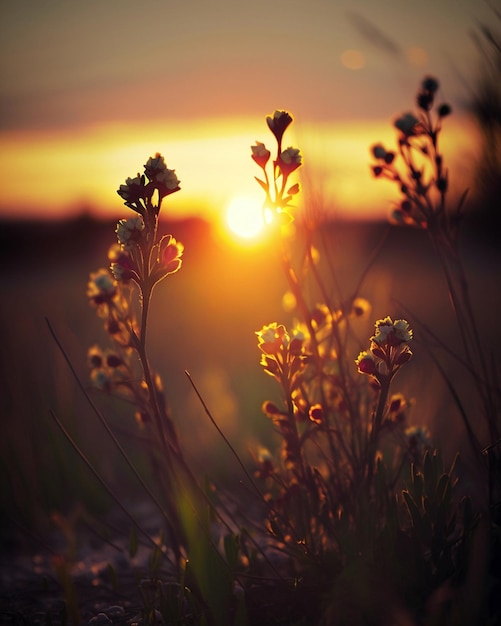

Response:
(159, 235), (184, 274)
(105, 351), (123, 368)
(421, 76), (439, 94)
(256, 323), (288, 355)
(156, 167), (180, 192)
(416, 77), (439, 111)
(87, 269), (117, 305)
(116, 216), (144, 249)
(144, 153), (168, 180)
(355, 351), (377, 375)
(117, 175), (144, 206)
(394, 113), (420, 137)
(372, 317), (412, 346)
(278, 147), (302, 177)
(108, 244), (135, 282)
(309, 404), (324, 425)
(144, 153), (180, 198)
(351, 297), (370, 317)
(357, 317), (413, 381)
(288, 328), (306, 356)
(262, 401), (282, 417)
(437, 103), (451, 118)
(87, 345), (103, 368)
(266, 110), (293, 143)
(251, 142), (271, 168)
(372, 144), (394, 164)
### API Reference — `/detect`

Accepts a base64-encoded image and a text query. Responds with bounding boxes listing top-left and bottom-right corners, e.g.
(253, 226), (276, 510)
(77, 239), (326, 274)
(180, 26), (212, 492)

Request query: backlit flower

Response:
(160, 235), (184, 274)
(372, 317), (412, 346)
(117, 175), (144, 205)
(156, 167), (180, 191)
(309, 404), (325, 425)
(144, 153), (168, 180)
(116, 216), (144, 249)
(394, 113), (420, 137)
(355, 351), (377, 375)
(266, 110), (293, 143)
(251, 141), (271, 168)
(256, 323), (288, 355)
(87, 269), (117, 305)
(278, 147), (302, 176)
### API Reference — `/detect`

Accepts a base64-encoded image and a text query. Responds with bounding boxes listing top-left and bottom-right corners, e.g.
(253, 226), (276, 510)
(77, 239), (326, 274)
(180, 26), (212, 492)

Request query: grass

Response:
(1, 77), (501, 625)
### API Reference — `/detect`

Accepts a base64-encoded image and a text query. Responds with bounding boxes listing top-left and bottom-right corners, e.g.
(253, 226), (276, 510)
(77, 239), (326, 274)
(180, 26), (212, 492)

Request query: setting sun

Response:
(226, 195), (265, 239)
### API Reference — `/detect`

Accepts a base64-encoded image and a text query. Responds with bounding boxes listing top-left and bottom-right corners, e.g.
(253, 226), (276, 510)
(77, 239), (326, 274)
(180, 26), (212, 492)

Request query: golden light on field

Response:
(0, 116), (479, 224)
(225, 195), (265, 239)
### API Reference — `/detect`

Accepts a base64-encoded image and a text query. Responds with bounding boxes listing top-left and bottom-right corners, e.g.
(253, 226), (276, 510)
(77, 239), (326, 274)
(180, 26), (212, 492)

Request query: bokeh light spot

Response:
(407, 46), (428, 67)
(341, 49), (365, 70)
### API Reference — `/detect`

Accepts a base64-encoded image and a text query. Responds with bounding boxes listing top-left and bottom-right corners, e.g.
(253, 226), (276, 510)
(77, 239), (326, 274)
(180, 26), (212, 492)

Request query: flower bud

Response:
(355, 351), (377, 375)
(266, 110), (293, 143)
(394, 113), (420, 136)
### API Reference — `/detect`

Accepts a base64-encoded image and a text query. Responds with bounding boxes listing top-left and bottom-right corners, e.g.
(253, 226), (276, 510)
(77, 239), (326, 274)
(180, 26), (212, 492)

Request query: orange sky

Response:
(0, 0), (496, 225)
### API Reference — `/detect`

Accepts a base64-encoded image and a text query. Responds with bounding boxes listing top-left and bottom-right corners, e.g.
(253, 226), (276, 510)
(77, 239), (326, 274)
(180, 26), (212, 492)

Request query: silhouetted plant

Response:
(248, 110), (478, 624)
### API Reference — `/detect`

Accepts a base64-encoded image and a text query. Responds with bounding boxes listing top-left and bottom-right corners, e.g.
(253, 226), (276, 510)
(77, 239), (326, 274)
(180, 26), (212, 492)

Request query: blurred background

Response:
(1, 0), (501, 546)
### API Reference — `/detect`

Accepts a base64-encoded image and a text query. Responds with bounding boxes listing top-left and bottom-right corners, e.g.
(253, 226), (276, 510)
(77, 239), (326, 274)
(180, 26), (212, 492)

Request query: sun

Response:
(225, 195), (265, 239)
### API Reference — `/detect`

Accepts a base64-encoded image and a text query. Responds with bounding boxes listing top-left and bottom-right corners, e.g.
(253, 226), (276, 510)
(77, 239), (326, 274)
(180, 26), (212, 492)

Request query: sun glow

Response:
(225, 195), (265, 239)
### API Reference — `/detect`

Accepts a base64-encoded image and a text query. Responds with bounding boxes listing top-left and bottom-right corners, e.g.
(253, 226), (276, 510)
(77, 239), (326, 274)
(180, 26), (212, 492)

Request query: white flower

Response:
(393, 319), (413, 343)
(156, 167), (180, 190)
(116, 216), (144, 249)
(117, 175), (143, 202)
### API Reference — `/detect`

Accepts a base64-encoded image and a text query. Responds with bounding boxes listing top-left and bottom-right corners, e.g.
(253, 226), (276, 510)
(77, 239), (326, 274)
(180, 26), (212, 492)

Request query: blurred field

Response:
(1, 213), (500, 546)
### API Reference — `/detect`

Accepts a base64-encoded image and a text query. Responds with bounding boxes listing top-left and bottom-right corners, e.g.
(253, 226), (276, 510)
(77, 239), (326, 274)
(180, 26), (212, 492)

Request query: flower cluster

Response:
(370, 76), (453, 230)
(108, 154), (184, 293)
(87, 153), (184, 386)
(256, 322), (306, 385)
(356, 316), (413, 383)
(117, 153), (180, 218)
(251, 110), (302, 225)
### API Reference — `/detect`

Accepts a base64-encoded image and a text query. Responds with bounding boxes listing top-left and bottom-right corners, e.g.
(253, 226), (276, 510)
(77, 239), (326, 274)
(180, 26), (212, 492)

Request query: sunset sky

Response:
(0, 0), (497, 228)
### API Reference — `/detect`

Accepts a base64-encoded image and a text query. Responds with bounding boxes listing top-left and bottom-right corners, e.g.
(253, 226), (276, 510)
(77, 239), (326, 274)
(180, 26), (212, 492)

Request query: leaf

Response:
(254, 176), (269, 192)
(423, 449), (438, 496)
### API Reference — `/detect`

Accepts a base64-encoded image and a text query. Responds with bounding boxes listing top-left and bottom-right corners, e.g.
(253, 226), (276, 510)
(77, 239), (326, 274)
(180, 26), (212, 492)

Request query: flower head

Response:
(355, 351), (377, 375)
(117, 175), (145, 207)
(116, 216), (144, 250)
(256, 323), (288, 355)
(372, 317), (412, 346)
(87, 269), (117, 305)
(266, 110), (293, 144)
(309, 404), (325, 425)
(144, 153), (180, 199)
(251, 141), (271, 168)
(159, 235), (184, 274)
(394, 113), (421, 137)
(278, 147), (302, 177)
